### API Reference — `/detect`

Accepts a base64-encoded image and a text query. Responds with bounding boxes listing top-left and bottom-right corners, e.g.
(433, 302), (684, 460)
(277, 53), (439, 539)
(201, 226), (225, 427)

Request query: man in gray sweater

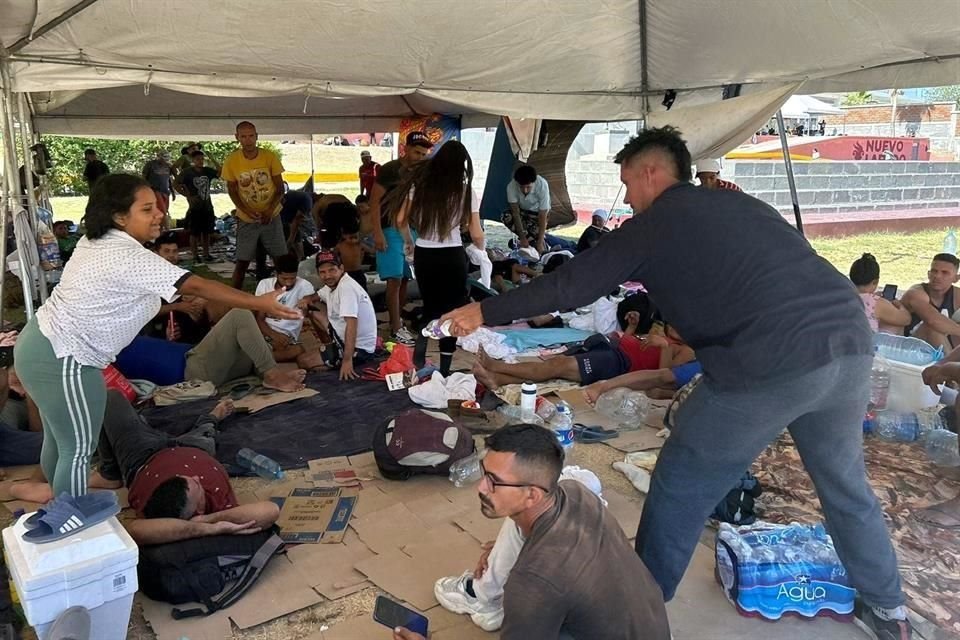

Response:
(443, 127), (911, 640)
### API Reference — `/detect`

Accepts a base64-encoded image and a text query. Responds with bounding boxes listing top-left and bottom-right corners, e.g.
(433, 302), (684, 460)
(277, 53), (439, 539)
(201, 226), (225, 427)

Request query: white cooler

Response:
(886, 359), (940, 413)
(2, 514), (138, 640)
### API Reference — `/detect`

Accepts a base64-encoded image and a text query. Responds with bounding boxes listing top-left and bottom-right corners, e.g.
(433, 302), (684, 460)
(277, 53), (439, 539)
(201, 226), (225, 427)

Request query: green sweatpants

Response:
(14, 317), (107, 497)
(184, 309), (277, 386)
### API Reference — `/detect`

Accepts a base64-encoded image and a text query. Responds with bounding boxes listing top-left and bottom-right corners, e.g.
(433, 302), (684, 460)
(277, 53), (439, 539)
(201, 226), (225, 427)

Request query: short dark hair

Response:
(485, 424), (563, 490)
(614, 125), (693, 183)
(143, 477), (190, 519)
(84, 148), (96, 156)
(513, 165), (537, 186)
(83, 173), (152, 240)
(52, 220), (68, 230)
(236, 120), (255, 132)
(355, 194), (369, 205)
(190, 150), (205, 158)
(849, 253), (880, 286)
(274, 254), (300, 274)
(933, 253), (960, 269)
(152, 230), (179, 248)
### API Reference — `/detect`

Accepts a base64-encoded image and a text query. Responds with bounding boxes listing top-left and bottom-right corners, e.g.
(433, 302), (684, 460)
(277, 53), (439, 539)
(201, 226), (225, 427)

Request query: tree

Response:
(923, 85), (960, 106)
(39, 137), (281, 196)
(841, 91), (873, 106)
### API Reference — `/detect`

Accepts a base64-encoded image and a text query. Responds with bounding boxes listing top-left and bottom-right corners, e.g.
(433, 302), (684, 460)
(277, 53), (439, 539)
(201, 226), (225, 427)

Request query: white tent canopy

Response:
(778, 95), (843, 120)
(2, 0), (959, 156)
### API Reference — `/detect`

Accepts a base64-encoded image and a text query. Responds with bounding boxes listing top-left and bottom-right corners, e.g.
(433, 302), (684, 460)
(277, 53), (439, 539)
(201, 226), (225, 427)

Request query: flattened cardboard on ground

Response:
(227, 554), (324, 629)
(139, 594), (233, 640)
(403, 492), (473, 528)
(666, 543), (865, 640)
(355, 531), (481, 612)
(275, 486), (358, 543)
(319, 613), (388, 639)
(233, 387), (318, 414)
(553, 389), (667, 452)
(375, 474), (454, 503)
(433, 621), (500, 639)
(603, 488), (644, 540)
(308, 454), (381, 489)
(350, 502), (432, 554)
(0, 465), (39, 482)
(253, 478), (308, 502)
(287, 528), (374, 600)
(2, 499), (40, 517)
(351, 485), (397, 518)
(454, 511), (504, 544)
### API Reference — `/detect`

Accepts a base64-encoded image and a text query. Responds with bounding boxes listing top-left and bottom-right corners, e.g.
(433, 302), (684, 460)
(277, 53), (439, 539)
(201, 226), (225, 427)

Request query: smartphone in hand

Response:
(881, 284), (898, 301)
(373, 595), (429, 636)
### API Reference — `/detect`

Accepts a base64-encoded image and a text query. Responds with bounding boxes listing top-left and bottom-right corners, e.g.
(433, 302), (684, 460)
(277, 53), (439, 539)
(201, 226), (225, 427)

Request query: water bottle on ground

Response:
(944, 228), (958, 256)
(925, 429), (960, 466)
(550, 401), (575, 454)
(874, 332), (944, 366)
(520, 381), (537, 413)
(448, 451), (483, 487)
(236, 448), (285, 480)
(497, 404), (544, 426)
(596, 387), (649, 430)
(869, 354), (890, 411)
(874, 410), (945, 442)
(534, 395), (557, 421)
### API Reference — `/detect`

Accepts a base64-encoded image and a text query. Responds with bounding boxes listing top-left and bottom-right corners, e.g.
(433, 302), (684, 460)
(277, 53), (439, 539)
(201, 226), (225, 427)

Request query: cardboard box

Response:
(276, 487), (358, 543)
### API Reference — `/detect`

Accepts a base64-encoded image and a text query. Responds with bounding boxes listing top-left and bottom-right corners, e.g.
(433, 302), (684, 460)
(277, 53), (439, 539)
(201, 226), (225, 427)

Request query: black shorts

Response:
(573, 344), (630, 384)
(347, 270), (368, 292)
(186, 201), (215, 236)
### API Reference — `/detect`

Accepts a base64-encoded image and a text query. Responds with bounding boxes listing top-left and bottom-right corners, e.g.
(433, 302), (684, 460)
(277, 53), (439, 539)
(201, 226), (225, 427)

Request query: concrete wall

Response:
(563, 159), (960, 216)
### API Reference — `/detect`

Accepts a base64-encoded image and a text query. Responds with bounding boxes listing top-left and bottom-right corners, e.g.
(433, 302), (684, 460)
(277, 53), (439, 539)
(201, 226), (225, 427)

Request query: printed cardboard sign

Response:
(386, 368), (418, 391)
(276, 487), (358, 543)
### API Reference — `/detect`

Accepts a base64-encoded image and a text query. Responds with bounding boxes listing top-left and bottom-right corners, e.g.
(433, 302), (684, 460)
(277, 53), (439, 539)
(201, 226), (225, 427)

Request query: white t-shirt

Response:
(317, 275), (378, 354)
(36, 229), (190, 368)
(506, 175), (551, 212)
(408, 185), (479, 248)
(254, 276), (315, 339)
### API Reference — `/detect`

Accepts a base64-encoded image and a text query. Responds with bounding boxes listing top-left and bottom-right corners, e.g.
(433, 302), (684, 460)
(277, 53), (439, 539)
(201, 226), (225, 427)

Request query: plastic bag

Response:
(363, 343), (415, 380)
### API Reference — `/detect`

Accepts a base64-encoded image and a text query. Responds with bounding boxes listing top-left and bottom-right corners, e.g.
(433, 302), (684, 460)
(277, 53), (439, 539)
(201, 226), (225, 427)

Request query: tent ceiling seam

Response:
(6, 0), (103, 55)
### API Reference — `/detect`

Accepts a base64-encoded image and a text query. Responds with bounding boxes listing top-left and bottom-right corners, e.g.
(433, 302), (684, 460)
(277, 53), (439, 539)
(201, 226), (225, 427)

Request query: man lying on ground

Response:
(254, 254), (324, 369)
(299, 251), (378, 381)
(11, 391), (279, 545)
(491, 256), (539, 294)
(584, 360), (703, 403)
(901, 253), (960, 350)
(473, 317), (694, 391)
(393, 424), (670, 640)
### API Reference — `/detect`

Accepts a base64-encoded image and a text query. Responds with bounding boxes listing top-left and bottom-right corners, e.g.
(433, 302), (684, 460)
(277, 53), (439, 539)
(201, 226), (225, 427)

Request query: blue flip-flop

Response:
(22, 492), (120, 543)
(573, 423), (619, 443)
(24, 490), (120, 530)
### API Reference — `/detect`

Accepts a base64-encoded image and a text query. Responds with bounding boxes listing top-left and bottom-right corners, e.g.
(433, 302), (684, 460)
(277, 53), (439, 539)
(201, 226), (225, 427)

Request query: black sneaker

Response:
(854, 601), (913, 640)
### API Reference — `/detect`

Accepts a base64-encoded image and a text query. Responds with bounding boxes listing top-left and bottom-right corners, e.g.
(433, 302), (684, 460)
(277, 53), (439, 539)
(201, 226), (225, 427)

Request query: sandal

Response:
(573, 423), (619, 443)
(22, 492), (120, 543)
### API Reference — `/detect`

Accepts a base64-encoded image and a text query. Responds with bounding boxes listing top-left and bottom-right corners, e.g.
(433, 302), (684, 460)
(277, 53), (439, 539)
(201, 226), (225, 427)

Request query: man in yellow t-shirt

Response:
(221, 121), (290, 289)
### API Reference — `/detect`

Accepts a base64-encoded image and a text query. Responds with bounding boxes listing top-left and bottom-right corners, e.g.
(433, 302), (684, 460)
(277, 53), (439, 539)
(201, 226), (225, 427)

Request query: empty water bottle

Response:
(497, 404), (544, 426)
(869, 354), (890, 411)
(534, 396), (557, 421)
(874, 332), (944, 366)
(925, 429), (960, 466)
(944, 228), (958, 256)
(448, 451), (483, 487)
(237, 448), (285, 480)
(422, 319), (454, 339)
(596, 387), (649, 429)
(874, 410), (945, 442)
(550, 401), (575, 453)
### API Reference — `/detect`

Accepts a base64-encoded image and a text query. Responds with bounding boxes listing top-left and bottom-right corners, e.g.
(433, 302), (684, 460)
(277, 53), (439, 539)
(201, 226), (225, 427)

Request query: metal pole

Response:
(17, 91), (47, 302)
(0, 95), (8, 327)
(776, 109), (803, 235)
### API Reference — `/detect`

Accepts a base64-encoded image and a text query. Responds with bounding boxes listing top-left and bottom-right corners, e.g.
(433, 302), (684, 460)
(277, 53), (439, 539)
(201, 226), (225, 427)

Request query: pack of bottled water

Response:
(715, 521), (855, 621)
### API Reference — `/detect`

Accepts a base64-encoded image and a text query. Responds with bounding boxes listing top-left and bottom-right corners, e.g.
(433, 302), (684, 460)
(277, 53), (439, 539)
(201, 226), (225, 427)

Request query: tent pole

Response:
(776, 110), (803, 235)
(17, 92), (47, 303)
(7, 0), (103, 54)
(309, 135), (315, 187)
(638, 0), (650, 115)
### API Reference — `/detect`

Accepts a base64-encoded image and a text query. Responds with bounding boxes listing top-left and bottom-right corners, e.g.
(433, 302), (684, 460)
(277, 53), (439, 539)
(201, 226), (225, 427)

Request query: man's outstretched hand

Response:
(441, 302), (484, 337)
(392, 627), (426, 640)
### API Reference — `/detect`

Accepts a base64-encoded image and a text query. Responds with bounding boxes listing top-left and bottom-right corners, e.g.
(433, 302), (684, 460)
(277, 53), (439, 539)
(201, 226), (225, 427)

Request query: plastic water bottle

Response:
(520, 381), (537, 413)
(874, 410), (945, 442)
(534, 396), (557, 421)
(944, 229), (958, 255)
(422, 319), (453, 339)
(925, 429), (960, 466)
(874, 332), (944, 366)
(869, 354), (890, 411)
(236, 448), (285, 480)
(596, 387), (649, 429)
(497, 404), (544, 426)
(550, 401), (575, 454)
(448, 451), (483, 487)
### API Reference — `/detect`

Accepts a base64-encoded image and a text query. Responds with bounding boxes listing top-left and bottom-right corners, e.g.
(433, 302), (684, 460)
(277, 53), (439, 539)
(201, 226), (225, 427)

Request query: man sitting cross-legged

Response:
(298, 251), (378, 381)
(393, 424), (670, 640)
(254, 254), (324, 370)
(473, 317), (694, 391)
(10, 390), (280, 546)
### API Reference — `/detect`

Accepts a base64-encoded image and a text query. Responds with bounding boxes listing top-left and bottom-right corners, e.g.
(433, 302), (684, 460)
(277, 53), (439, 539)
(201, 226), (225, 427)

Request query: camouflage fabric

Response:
(752, 433), (960, 635)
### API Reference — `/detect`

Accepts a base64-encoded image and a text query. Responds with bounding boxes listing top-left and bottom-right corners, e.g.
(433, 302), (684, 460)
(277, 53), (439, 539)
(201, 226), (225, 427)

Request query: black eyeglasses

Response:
(480, 462), (550, 494)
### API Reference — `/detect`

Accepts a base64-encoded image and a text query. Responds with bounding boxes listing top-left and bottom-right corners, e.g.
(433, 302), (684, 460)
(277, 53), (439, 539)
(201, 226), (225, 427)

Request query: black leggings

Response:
(414, 245), (468, 355)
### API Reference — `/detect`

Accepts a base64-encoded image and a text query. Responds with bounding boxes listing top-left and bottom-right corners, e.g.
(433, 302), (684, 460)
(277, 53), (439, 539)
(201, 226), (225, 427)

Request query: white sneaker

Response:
(392, 327), (416, 345)
(434, 572), (504, 632)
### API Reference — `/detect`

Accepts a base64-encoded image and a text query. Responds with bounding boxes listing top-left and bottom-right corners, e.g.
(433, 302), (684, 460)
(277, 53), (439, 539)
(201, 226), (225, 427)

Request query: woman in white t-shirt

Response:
(14, 174), (302, 498)
(389, 141), (484, 375)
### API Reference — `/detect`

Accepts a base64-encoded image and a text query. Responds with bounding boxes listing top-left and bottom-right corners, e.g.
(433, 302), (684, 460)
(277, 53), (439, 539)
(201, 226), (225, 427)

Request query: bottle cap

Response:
(940, 386), (959, 406)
